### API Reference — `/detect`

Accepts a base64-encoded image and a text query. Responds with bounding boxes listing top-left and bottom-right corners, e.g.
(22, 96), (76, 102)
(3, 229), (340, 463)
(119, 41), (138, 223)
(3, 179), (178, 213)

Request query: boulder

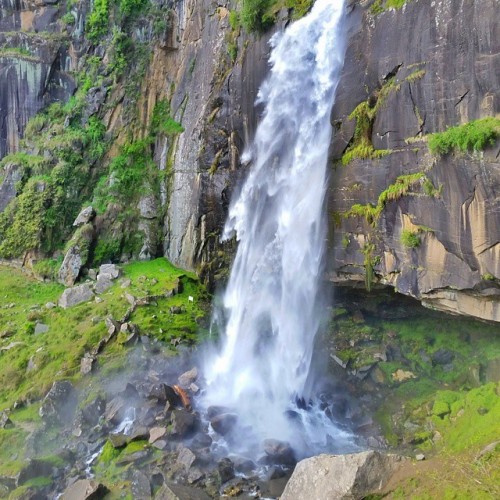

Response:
(39, 380), (77, 424)
(263, 439), (296, 466)
(149, 427), (167, 444)
(171, 409), (197, 438)
(210, 413), (237, 436)
(177, 447), (197, 470)
(98, 263), (120, 280)
(18, 459), (54, 485)
(34, 322), (49, 335)
(155, 482), (211, 500)
(218, 457), (235, 484)
(178, 367), (198, 388)
(281, 451), (406, 500)
(131, 469), (152, 499)
(94, 275), (113, 294)
(73, 206), (96, 227)
(0, 411), (13, 429)
(59, 284), (94, 308)
(60, 479), (108, 500)
(58, 245), (84, 287)
(147, 384), (181, 406)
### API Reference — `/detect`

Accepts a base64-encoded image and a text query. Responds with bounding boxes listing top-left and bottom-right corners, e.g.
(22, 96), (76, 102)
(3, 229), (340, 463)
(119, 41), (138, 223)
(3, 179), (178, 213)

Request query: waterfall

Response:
(203, 0), (350, 457)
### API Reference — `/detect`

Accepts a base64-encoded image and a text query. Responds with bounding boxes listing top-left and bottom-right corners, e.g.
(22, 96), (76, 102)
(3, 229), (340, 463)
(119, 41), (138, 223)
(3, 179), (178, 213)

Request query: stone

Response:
(263, 439), (296, 466)
(45, 302), (56, 309)
(109, 433), (129, 448)
(121, 278), (132, 288)
(171, 409), (197, 438)
(60, 479), (108, 500)
(147, 384), (181, 406)
(191, 432), (212, 449)
(155, 482), (211, 500)
(177, 447), (196, 470)
(392, 369), (417, 382)
(152, 440), (167, 450)
(432, 349), (455, 366)
(131, 469), (152, 500)
(80, 355), (95, 375)
(39, 380), (77, 424)
(18, 459), (54, 485)
(415, 453), (426, 461)
(149, 427), (167, 444)
(281, 451), (406, 500)
(210, 413), (237, 436)
(125, 292), (136, 305)
(94, 276), (113, 294)
(0, 162), (22, 212)
(34, 322), (49, 335)
(218, 457), (235, 484)
(59, 284), (94, 308)
(0, 411), (13, 429)
(79, 396), (106, 428)
(73, 206), (96, 226)
(189, 383), (200, 394)
(98, 264), (120, 280)
(178, 367), (198, 387)
(104, 397), (127, 423)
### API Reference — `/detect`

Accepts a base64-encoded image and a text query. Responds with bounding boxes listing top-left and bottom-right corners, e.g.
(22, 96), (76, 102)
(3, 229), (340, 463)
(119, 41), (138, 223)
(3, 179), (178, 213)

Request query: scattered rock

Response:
(80, 354), (95, 375)
(59, 284), (94, 308)
(263, 439), (296, 465)
(155, 482), (211, 500)
(131, 469), (152, 499)
(177, 447), (197, 470)
(218, 458), (235, 484)
(45, 302), (56, 309)
(60, 479), (108, 500)
(178, 367), (198, 388)
(98, 264), (120, 280)
(39, 380), (77, 423)
(281, 451), (406, 500)
(171, 409), (197, 438)
(121, 279), (132, 288)
(147, 383), (181, 406)
(415, 453), (425, 461)
(94, 275), (113, 294)
(210, 413), (237, 436)
(152, 440), (167, 450)
(18, 458), (54, 485)
(392, 369), (417, 382)
(73, 206), (96, 227)
(432, 349), (455, 366)
(125, 292), (136, 305)
(149, 427), (167, 444)
(477, 440), (500, 459)
(0, 411), (13, 429)
(33, 322), (49, 335)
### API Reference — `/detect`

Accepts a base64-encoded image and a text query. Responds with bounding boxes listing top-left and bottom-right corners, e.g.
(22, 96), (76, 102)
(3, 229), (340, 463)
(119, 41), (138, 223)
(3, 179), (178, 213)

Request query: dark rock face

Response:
(0, 0), (77, 159)
(328, 0), (500, 322)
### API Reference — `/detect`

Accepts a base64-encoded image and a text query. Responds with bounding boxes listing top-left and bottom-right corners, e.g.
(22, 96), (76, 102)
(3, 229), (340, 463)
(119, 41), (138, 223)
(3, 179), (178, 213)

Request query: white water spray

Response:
(204, 0), (350, 456)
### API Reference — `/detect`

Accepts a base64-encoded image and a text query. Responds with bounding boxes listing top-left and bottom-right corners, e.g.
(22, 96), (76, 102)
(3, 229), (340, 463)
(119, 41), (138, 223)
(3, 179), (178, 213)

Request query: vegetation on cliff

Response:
(428, 116), (500, 156)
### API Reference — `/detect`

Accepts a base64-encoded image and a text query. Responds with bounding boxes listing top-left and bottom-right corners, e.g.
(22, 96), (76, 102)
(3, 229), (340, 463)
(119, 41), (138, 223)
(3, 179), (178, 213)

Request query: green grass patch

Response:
(428, 117), (500, 156)
(400, 229), (420, 248)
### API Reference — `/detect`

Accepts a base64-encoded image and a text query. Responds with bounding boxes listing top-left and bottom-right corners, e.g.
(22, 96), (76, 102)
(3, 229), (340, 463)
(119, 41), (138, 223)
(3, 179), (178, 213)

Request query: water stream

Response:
(203, 0), (352, 458)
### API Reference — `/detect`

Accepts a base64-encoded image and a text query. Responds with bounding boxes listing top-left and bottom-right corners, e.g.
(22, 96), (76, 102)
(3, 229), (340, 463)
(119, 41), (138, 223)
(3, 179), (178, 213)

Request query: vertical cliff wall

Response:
(328, 0), (500, 321)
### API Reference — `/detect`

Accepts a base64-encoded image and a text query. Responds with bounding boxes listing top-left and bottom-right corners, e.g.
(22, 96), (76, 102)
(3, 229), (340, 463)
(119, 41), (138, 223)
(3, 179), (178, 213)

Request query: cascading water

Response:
(203, 0), (352, 458)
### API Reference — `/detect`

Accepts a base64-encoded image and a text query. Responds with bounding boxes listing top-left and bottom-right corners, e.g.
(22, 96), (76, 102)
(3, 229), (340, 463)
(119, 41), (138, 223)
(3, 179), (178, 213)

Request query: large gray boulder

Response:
(59, 284), (94, 308)
(281, 451), (406, 500)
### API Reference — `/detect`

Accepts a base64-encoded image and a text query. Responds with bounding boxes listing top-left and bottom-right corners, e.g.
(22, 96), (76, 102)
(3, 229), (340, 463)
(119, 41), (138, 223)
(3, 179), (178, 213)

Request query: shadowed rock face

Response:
(327, 0), (500, 322)
(0, 0), (76, 158)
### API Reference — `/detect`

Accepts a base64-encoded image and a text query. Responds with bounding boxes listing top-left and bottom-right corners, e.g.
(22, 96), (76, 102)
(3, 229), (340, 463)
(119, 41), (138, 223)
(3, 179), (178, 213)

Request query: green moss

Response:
(343, 172), (436, 227)
(99, 441), (121, 464)
(401, 229), (421, 248)
(428, 117), (500, 156)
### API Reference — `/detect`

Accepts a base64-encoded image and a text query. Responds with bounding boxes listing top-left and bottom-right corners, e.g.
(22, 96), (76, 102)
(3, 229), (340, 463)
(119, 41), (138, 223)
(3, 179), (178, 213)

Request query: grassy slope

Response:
(0, 258), (208, 480)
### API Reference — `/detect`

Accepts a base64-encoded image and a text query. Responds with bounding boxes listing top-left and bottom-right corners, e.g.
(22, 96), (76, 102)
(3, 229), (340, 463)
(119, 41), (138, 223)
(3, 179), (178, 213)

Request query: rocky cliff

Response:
(328, 0), (500, 321)
(0, 0), (498, 321)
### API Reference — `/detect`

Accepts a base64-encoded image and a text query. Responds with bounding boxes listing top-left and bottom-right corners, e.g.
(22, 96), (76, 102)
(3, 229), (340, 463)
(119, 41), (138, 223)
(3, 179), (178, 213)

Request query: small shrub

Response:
(86, 0), (109, 42)
(401, 229), (420, 248)
(428, 117), (500, 156)
(241, 0), (273, 33)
